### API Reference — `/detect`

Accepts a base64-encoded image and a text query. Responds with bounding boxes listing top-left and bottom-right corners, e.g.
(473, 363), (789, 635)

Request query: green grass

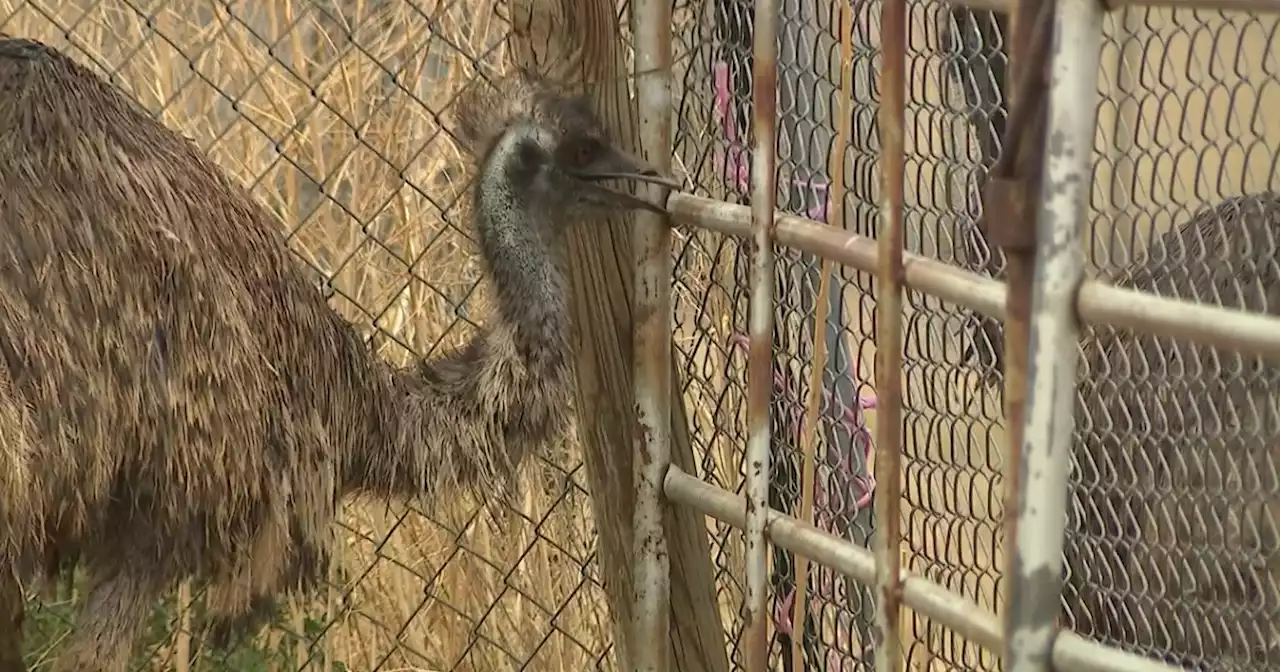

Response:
(22, 570), (347, 672)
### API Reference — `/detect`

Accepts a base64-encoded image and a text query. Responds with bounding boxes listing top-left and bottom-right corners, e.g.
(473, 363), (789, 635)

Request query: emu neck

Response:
(340, 131), (576, 502)
(473, 134), (570, 362)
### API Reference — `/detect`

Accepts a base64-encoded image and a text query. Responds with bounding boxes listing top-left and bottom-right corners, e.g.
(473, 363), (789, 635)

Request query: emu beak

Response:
(571, 148), (682, 215)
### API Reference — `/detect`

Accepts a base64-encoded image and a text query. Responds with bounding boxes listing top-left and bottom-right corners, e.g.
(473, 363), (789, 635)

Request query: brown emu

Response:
(1065, 193), (1280, 669)
(0, 38), (677, 671)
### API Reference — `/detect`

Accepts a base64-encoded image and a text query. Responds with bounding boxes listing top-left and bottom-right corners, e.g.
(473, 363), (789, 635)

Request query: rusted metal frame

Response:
(630, 0), (674, 667)
(1005, 0), (1102, 669)
(951, 3), (1010, 385)
(707, 7), (811, 667)
(946, 0), (1280, 12)
(982, 1), (1054, 191)
(872, 0), (907, 667)
(663, 193), (1280, 364)
(663, 467), (1187, 672)
(742, 0), (780, 666)
(979, 0), (1054, 657)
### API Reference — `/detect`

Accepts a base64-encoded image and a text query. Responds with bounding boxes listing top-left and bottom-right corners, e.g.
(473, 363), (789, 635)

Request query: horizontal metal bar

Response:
(667, 193), (1006, 316)
(1052, 632), (1180, 672)
(951, 0), (1016, 10)
(1119, 0), (1280, 11)
(666, 192), (1280, 364)
(663, 467), (1186, 672)
(1074, 281), (1280, 365)
(948, 0), (1280, 13)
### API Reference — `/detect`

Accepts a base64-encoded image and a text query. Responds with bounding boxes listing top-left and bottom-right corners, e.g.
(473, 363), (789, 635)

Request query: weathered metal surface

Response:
(630, 0), (675, 667)
(873, 0), (906, 667)
(1005, 0), (1103, 669)
(742, 0), (779, 667)
(979, 177), (1037, 251)
(664, 193), (1280, 363)
(662, 467), (1186, 672)
(990, 0), (1053, 659)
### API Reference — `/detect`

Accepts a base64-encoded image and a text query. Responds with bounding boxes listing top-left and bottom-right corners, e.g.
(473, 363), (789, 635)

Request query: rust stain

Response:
(873, 0), (908, 668)
(745, 335), (772, 433)
(998, 1), (1054, 655)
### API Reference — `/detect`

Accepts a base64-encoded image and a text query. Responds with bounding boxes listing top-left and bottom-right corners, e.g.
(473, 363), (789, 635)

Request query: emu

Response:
(1063, 193), (1280, 669)
(0, 38), (677, 671)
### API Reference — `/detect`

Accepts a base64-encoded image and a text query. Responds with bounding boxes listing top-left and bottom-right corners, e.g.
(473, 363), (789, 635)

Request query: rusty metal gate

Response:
(630, 0), (1280, 670)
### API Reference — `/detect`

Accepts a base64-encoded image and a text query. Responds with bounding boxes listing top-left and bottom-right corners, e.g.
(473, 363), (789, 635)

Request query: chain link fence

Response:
(671, 0), (1001, 667)
(6, 0), (1279, 670)
(669, 1), (1279, 671)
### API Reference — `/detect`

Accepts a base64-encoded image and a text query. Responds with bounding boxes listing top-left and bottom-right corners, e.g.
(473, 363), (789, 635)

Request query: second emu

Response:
(1064, 193), (1280, 670)
(0, 38), (678, 671)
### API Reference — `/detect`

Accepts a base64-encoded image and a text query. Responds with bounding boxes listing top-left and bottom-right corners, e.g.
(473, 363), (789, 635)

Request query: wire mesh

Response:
(671, 0), (1002, 669)
(3, 1), (615, 670)
(670, 2), (1279, 672)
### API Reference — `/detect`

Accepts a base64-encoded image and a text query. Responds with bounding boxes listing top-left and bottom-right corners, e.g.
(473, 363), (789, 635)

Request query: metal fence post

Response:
(1006, 0), (1103, 670)
(744, 0), (780, 666)
(874, 0), (907, 668)
(632, 0), (675, 667)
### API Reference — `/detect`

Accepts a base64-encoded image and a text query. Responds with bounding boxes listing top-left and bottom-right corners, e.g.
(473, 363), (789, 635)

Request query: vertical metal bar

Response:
(1006, 0), (1102, 670)
(994, 0), (1053, 656)
(631, 0), (674, 668)
(873, 0), (907, 668)
(743, 0), (779, 666)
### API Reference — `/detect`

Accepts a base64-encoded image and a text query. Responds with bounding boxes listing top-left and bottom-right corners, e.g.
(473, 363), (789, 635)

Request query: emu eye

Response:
(571, 139), (600, 166)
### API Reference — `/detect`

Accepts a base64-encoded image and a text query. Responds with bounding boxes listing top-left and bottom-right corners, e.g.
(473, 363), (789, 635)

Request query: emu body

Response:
(0, 38), (674, 671)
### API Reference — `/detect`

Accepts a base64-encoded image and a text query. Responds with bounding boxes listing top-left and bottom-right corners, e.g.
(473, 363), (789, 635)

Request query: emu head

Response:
(452, 69), (680, 225)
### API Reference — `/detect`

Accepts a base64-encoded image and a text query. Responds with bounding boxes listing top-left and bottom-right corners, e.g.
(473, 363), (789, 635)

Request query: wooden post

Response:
(505, 0), (731, 670)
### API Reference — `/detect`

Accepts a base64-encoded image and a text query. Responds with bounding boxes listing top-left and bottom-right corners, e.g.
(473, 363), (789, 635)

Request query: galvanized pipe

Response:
(664, 193), (1280, 363)
(663, 467), (1187, 672)
(629, 0), (675, 667)
(1004, 0), (1102, 669)
(873, 0), (907, 666)
(743, 0), (780, 666)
